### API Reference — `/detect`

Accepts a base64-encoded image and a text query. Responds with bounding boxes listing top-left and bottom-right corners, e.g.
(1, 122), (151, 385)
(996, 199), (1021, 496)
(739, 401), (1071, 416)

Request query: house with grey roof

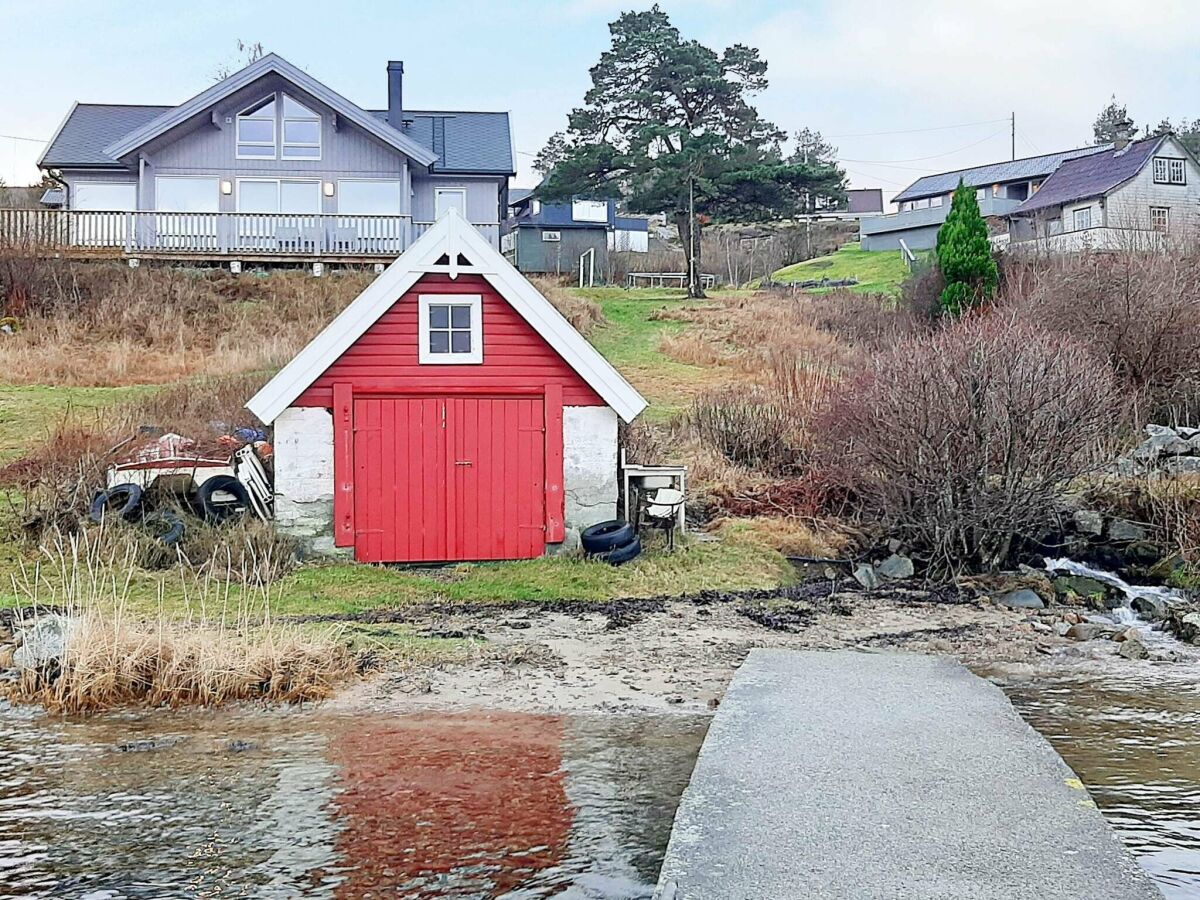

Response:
(1007, 133), (1200, 252)
(9, 53), (513, 265)
(858, 144), (1112, 252)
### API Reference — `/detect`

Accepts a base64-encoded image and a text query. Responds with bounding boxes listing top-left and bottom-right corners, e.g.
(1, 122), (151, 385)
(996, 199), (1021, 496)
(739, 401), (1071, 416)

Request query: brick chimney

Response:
(387, 61), (404, 129)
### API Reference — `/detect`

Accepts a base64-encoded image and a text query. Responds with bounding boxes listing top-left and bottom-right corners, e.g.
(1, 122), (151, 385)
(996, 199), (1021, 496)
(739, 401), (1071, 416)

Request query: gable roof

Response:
(893, 144), (1114, 203)
(1012, 135), (1167, 216)
(101, 54), (437, 166)
(246, 209), (647, 425)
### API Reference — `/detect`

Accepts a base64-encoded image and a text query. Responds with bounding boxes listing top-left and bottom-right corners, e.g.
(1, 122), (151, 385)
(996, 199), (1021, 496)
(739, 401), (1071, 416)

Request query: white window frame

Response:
(281, 93), (321, 161)
(336, 178), (403, 216)
(1072, 207), (1092, 231)
(418, 294), (483, 365)
(542, 230), (561, 242)
(235, 177), (322, 214)
(154, 175), (219, 237)
(1169, 158), (1186, 185)
(236, 96), (277, 160)
(1150, 206), (1170, 232)
(434, 188), (468, 220)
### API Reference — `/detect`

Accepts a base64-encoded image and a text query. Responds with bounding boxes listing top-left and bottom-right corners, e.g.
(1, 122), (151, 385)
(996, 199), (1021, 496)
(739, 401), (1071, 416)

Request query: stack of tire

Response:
(580, 519), (642, 565)
(88, 476), (250, 546)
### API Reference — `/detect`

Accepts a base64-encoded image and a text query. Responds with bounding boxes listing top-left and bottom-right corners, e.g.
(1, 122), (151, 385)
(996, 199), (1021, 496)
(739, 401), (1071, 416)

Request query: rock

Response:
(1107, 518), (1149, 543)
(12, 615), (71, 672)
(1072, 509), (1104, 536)
(1170, 611), (1200, 645)
(1131, 594), (1170, 622)
(1133, 425), (1194, 460)
(1118, 634), (1150, 660)
(1124, 541), (1165, 566)
(852, 564), (880, 590)
(886, 538), (902, 554)
(1113, 627), (1138, 643)
(1054, 621), (1072, 637)
(876, 554), (915, 582)
(1145, 424), (1176, 437)
(1179, 426), (1200, 440)
(1165, 455), (1200, 475)
(1066, 622), (1117, 642)
(999, 588), (1045, 610)
(1053, 574), (1114, 605)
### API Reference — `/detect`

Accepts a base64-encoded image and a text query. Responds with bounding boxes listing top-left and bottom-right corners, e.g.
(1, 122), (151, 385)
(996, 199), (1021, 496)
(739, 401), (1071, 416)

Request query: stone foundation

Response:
(561, 405), (619, 547)
(272, 406), (348, 557)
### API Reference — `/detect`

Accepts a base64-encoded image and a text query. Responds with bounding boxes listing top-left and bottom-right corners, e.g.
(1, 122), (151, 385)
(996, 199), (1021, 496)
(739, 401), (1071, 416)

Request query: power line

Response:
(0, 133), (48, 143)
(839, 129), (1009, 165)
(841, 166), (909, 189)
(826, 118), (1010, 139)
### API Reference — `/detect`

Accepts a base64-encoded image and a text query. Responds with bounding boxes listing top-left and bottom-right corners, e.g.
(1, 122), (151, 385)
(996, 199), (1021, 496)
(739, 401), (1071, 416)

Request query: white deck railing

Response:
(0, 209), (498, 257)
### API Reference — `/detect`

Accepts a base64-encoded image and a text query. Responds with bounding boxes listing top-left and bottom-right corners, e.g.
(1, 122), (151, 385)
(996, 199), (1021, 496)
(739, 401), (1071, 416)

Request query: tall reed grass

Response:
(5, 527), (356, 713)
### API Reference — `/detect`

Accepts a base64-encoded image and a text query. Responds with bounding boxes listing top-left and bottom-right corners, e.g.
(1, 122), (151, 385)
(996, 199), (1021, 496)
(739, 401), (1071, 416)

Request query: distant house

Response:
(1008, 133), (1200, 251)
(501, 193), (649, 276)
(846, 188), (884, 217)
(859, 144), (1113, 252)
(9, 53), (513, 264)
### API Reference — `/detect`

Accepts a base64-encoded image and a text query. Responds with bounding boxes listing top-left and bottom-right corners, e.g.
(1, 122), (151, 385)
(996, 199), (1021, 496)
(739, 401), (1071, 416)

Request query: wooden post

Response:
(333, 383), (355, 548)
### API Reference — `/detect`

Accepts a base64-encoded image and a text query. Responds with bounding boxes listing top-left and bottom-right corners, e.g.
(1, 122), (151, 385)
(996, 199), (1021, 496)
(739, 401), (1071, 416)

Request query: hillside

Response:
(771, 242), (913, 296)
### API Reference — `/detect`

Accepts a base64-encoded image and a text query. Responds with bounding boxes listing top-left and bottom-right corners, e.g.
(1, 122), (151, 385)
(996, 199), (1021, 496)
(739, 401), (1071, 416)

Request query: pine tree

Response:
(936, 180), (998, 315)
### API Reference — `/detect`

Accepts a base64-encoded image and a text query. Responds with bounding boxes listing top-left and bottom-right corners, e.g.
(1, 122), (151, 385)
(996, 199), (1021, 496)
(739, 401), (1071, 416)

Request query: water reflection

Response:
(999, 666), (1200, 899)
(0, 706), (706, 899)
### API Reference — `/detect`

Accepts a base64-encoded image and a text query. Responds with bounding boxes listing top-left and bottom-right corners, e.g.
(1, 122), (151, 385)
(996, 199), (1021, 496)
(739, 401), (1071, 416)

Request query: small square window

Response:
(419, 294), (482, 364)
(1151, 206), (1170, 232)
(1072, 207), (1092, 231)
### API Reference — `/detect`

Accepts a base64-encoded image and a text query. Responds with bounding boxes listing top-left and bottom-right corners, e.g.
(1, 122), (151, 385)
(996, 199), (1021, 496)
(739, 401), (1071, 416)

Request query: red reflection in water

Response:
(329, 712), (572, 897)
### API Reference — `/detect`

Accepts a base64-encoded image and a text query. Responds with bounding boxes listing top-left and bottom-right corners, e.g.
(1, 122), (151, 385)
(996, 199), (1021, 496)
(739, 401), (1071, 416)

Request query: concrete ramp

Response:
(656, 649), (1161, 900)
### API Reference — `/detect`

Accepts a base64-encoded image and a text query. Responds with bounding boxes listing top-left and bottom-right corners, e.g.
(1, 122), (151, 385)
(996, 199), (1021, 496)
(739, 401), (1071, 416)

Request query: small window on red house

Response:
(419, 294), (483, 364)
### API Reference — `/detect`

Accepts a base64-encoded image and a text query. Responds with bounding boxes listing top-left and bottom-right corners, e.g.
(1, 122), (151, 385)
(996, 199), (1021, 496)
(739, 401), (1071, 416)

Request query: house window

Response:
(1153, 157), (1187, 184)
(1072, 207), (1092, 231)
(236, 178), (321, 214)
(236, 97), (276, 158)
(337, 179), (402, 215)
(1151, 206), (1170, 232)
(542, 230), (561, 242)
(281, 94), (321, 160)
(435, 188), (468, 219)
(419, 294), (482, 364)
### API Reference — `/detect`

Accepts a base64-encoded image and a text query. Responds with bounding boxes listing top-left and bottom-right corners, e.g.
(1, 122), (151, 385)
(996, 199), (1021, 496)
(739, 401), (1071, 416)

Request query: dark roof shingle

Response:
(1012, 136), (1166, 215)
(41, 104), (171, 167)
(893, 144), (1113, 203)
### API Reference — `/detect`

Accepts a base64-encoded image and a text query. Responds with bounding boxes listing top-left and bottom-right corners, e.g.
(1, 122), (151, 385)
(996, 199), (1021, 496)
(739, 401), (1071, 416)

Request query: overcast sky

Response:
(4, 0), (1200, 203)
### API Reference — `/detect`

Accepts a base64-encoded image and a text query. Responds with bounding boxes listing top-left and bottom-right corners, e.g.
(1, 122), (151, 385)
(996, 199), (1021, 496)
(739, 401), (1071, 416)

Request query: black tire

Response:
(142, 510), (185, 546)
(597, 536), (642, 566)
(581, 519), (636, 555)
(196, 475), (250, 524)
(89, 483), (143, 524)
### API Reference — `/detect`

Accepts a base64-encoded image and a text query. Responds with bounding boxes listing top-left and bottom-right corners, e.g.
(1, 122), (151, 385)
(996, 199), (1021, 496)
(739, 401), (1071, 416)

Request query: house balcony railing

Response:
(0, 209), (500, 259)
(1006, 225), (1167, 255)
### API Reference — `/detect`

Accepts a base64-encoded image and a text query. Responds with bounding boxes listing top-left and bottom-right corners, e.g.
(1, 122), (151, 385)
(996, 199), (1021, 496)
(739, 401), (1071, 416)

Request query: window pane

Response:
(237, 143), (275, 157)
(237, 119), (274, 143)
(337, 180), (402, 215)
(429, 305), (449, 329)
(243, 97), (276, 118)
(429, 331), (449, 354)
(450, 306), (471, 328)
(280, 181), (320, 214)
(282, 145), (320, 159)
(284, 120), (320, 144)
(238, 180), (279, 213)
(156, 177), (219, 212)
(450, 331), (472, 353)
(282, 94), (317, 118)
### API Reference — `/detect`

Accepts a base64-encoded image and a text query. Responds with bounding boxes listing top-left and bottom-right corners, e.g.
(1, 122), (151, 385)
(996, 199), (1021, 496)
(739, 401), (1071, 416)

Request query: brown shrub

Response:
(687, 386), (797, 473)
(1005, 251), (1200, 426)
(830, 314), (1121, 572)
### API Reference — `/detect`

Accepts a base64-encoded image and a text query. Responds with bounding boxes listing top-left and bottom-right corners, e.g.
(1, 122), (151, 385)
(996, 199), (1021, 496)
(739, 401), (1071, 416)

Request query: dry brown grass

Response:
(5, 528), (356, 713)
(715, 516), (853, 559)
(527, 276), (606, 335)
(0, 261), (372, 387)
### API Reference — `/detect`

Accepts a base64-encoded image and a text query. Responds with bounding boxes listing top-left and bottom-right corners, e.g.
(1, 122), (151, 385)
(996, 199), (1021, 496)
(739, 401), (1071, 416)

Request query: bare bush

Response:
(1005, 250), (1200, 426)
(832, 315), (1120, 572)
(688, 386), (797, 473)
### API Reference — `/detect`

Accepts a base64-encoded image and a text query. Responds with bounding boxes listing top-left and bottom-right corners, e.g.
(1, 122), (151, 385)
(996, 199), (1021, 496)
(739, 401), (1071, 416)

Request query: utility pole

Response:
(1011, 111), (1016, 160)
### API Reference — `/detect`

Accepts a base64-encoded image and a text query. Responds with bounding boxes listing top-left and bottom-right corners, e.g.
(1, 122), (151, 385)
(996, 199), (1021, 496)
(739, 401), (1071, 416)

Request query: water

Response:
(1001, 666), (1200, 899)
(0, 707), (706, 899)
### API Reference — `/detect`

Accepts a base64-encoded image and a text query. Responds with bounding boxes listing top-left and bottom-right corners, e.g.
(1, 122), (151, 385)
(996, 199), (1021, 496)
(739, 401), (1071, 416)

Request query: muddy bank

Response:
(329, 583), (1174, 716)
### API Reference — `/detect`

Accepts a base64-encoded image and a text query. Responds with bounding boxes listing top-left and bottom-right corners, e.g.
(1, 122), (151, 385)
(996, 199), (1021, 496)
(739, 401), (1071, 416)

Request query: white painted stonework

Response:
(272, 406), (344, 556)
(561, 405), (619, 548)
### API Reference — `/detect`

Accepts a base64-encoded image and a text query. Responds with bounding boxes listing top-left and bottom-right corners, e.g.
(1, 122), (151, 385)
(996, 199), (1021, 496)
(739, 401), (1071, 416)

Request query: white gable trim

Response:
(245, 209), (648, 424)
(103, 53), (437, 166)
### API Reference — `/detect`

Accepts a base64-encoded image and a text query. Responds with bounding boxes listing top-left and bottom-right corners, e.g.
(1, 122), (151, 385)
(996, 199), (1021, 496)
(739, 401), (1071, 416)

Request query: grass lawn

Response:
(772, 242), (913, 296)
(579, 286), (748, 418)
(0, 383), (151, 464)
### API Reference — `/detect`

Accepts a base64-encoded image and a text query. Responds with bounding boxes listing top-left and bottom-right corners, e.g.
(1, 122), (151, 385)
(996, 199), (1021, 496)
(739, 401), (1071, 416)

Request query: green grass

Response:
(772, 242), (915, 296)
(0, 383), (150, 464)
(577, 286), (751, 419)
